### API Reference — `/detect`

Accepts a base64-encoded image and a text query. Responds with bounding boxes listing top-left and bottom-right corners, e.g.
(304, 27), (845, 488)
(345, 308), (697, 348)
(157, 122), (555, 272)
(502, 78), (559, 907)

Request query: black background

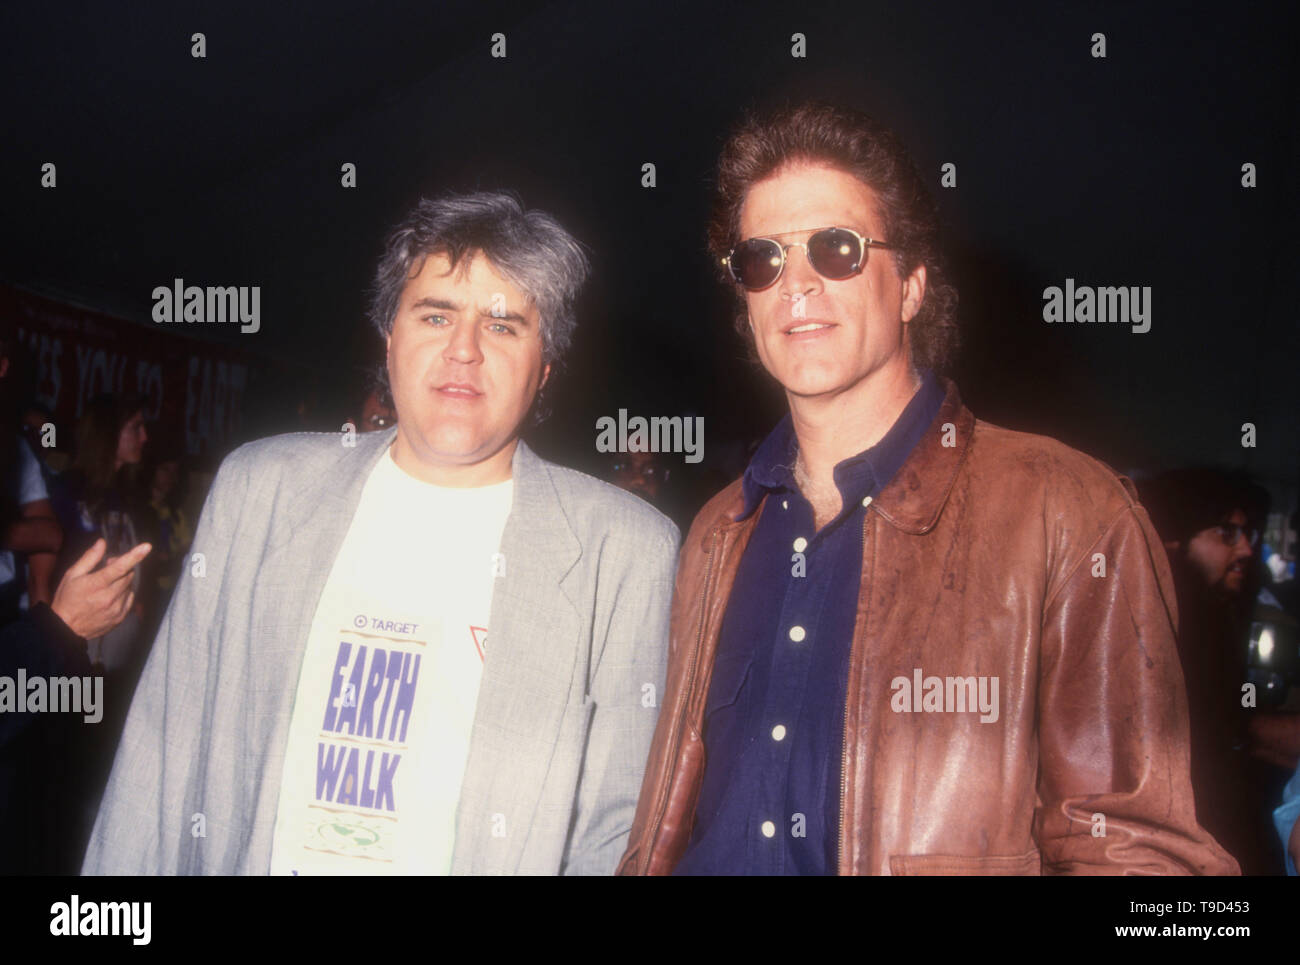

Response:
(3, 0), (1295, 513)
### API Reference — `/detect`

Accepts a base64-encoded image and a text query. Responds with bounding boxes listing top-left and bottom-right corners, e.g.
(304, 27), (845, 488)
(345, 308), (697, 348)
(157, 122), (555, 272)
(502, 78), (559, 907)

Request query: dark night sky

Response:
(3, 1), (1296, 505)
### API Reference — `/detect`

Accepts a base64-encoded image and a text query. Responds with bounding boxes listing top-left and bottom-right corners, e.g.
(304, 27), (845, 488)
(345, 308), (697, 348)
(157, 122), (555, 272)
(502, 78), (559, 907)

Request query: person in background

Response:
(0, 323), (61, 618)
(609, 449), (670, 505)
(1139, 467), (1291, 874)
(0, 539), (151, 873)
(1276, 764), (1300, 875)
(49, 393), (150, 674)
(353, 364), (397, 433)
(137, 435), (193, 631)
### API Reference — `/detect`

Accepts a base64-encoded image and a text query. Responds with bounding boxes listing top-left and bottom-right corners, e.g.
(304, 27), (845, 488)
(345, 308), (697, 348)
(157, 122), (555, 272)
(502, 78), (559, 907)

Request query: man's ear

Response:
(539, 362), (551, 392)
(901, 264), (927, 324)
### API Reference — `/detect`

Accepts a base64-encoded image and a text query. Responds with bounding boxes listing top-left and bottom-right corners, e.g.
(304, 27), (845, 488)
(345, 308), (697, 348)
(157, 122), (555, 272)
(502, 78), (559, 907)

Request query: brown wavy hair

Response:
(708, 102), (959, 375)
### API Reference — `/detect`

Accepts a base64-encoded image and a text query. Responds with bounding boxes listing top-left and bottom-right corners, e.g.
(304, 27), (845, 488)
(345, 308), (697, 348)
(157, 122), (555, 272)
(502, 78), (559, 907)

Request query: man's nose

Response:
(778, 244), (823, 302)
(443, 320), (484, 364)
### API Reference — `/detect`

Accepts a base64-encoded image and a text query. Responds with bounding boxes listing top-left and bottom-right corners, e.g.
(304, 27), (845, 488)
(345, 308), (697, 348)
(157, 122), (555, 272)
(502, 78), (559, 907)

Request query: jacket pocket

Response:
(889, 849), (1042, 876)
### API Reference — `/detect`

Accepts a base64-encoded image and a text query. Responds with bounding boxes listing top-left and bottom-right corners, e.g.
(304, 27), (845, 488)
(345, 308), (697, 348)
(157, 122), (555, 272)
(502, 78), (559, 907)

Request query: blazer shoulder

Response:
(219, 429), (379, 481)
(540, 459), (679, 549)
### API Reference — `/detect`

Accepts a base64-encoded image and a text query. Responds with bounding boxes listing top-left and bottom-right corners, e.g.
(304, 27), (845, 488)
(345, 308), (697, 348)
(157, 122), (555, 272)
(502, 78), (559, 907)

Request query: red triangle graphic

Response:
(470, 626), (488, 661)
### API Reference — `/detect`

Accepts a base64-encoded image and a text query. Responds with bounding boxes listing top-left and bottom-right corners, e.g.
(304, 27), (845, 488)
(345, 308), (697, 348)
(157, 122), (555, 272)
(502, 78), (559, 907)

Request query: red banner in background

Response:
(3, 283), (280, 459)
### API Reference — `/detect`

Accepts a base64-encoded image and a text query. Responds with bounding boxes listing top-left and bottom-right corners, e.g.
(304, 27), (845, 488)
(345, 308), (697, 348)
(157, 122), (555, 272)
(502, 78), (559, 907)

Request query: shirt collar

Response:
(736, 368), (945, 521)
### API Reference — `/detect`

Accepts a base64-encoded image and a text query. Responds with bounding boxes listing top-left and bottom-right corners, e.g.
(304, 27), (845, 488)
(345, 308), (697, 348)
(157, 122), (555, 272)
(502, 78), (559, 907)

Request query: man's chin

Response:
(399, 424), (491, 461)
(424, 438), (496, 465)
(773, 370), (849, 399)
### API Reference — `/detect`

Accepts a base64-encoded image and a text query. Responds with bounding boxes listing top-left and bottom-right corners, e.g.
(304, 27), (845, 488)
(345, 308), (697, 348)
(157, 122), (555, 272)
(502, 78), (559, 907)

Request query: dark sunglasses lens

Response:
(807, 228), (862, 278)
(730, 239), (783, 289)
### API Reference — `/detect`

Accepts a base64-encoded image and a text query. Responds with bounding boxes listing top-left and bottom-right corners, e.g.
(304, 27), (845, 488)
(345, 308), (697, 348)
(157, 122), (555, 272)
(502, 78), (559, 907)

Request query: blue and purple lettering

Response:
(316, 743), (346, 800)
(321, 641), (352, 732)
(360, 749), (377, 808)
(337, 746), (359, 806)
(357, 648), (388, 739)
(387, 652), (421, 743)
(335, 645), (368, 736)
(376, 752), (399, 811)
(376, 651), (403, 738)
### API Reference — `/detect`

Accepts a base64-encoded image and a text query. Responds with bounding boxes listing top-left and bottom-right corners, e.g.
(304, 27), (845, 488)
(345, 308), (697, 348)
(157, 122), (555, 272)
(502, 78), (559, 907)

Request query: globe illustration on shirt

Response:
(309, 818), (383, 857)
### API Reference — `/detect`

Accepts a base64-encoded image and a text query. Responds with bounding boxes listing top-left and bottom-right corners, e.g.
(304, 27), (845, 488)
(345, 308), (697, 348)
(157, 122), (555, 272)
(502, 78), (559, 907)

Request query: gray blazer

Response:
(81, 427), (678, 875)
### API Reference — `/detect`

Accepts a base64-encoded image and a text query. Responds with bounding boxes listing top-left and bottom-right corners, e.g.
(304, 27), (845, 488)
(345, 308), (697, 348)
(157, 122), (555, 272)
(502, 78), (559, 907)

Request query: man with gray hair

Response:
(83, 192), (678, 875)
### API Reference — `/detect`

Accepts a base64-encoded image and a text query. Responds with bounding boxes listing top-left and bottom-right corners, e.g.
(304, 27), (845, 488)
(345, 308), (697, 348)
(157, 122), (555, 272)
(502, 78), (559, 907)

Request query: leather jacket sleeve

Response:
(1032, 500), (1239, 875)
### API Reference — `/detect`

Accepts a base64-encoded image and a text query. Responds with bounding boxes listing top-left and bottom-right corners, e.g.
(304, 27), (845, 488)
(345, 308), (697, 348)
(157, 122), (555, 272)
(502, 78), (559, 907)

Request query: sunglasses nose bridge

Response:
(778, 241), (821, 288)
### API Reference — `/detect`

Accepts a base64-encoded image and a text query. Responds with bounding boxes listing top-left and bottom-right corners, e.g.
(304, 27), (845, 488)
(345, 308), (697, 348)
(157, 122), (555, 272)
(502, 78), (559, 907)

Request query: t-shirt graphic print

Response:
(269, 446), (512, 875)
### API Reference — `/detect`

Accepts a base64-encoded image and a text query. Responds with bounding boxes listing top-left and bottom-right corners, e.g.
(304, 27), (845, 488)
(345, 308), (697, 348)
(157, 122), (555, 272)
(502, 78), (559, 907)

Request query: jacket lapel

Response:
(242, 426), (399, 847)
(452, 439), (584, 874)
(257, 426), (399, 636)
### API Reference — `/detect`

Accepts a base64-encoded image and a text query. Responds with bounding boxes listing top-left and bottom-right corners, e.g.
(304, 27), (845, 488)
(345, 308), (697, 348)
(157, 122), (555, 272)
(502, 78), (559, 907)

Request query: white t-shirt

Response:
(269, 444), (512, 875)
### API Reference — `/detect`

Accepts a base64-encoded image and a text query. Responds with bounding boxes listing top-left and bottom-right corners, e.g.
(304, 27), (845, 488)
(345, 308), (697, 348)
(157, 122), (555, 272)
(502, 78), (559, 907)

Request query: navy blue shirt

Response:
(674, 370), (945, 875)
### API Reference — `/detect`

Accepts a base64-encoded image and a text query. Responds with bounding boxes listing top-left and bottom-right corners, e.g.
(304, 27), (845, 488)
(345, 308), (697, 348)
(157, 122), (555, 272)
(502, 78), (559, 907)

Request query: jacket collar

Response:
(275, 428), (576, 560)
(267, 426), (583, 653)
(736, 368), (945, 522)
(696, 376), (973, 544)
(870, 376), (973, 534)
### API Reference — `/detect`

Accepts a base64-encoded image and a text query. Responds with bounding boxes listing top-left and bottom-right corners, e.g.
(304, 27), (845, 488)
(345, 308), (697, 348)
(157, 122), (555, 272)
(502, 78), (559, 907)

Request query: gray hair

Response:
(368, 191), (590, 368)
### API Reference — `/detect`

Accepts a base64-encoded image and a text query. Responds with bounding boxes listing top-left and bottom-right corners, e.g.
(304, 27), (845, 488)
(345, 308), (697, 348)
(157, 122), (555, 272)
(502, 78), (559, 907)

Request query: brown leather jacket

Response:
(618, 379), (1238, 875)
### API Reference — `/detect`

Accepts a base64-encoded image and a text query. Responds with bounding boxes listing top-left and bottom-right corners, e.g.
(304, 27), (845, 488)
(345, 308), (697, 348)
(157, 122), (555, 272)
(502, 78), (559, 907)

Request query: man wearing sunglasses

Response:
(619, 102), (1236, 875)
(1140, 468), (1282, 874)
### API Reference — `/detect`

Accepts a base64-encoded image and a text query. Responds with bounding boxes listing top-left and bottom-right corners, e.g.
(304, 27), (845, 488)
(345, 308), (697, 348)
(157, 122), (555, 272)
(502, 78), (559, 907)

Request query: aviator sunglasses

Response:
(723, 226), (896, 291)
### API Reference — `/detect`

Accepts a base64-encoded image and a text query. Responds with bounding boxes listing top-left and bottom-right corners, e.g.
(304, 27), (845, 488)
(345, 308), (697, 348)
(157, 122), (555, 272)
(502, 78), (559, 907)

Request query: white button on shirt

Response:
(771, 724), (787, 741)
(761, 821), (776, 838)
(788, 625), (806, 643)
(792, 537), (808, 553)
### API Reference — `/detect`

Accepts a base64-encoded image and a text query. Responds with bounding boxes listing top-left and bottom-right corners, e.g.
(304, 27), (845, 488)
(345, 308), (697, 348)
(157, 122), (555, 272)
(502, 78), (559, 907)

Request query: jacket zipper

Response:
(644, 529), (719, 871)
(838, 501), (871, 874)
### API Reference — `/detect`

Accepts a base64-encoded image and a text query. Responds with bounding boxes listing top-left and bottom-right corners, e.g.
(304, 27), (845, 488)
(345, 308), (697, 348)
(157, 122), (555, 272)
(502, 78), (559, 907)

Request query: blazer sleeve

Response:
(560, 521), (679, 875)
(1033, 501), (1240, 875)
(81, 450), (249, 875)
